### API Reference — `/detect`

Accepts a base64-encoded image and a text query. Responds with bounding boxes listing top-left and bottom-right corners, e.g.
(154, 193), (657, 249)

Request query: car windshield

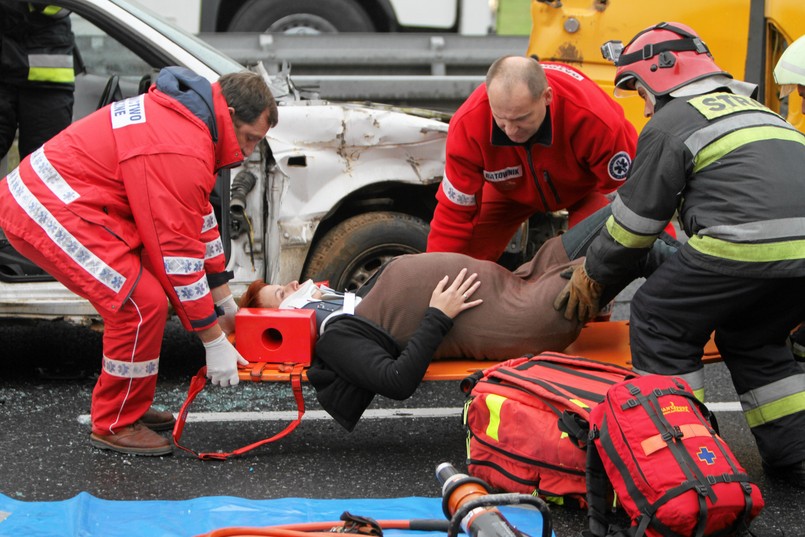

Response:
(108, 0), (244, 75)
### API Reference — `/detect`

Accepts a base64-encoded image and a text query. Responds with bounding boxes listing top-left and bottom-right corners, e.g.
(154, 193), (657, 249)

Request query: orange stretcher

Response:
(236, 319), (723, 383)
(175, 313), (722, 460)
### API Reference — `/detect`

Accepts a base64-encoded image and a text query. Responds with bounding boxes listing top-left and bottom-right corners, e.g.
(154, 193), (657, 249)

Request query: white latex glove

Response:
(215, 294), (238, 335)
(203, 333), (248, 386)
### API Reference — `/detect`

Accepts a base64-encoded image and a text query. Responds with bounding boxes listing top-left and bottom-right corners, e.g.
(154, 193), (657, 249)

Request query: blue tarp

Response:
(0, 494), (551, 537)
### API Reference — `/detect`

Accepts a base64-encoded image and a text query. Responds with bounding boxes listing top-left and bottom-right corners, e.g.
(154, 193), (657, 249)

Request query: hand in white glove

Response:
(215, 294), (238, 335)
(203, 333), (248, 386)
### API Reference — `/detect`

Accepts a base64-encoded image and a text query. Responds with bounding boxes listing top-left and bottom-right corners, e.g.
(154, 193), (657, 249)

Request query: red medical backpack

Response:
(461, 352), (637, 505)
(585, 375), (764, 537)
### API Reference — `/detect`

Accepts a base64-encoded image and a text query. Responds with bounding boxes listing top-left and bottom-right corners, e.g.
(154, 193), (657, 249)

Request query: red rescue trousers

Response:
(6, 231), (169, 435)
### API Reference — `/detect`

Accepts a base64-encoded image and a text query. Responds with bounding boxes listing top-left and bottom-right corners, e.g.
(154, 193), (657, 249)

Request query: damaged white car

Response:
(0, 0), (450, 324)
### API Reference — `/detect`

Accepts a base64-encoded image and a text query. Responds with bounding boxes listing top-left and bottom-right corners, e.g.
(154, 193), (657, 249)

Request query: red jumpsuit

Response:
(0, 67), (243, 434)
(427, 62), (638, 261)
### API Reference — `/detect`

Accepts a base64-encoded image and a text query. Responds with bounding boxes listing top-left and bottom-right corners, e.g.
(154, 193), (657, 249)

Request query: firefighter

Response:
(554, 22), (805, 488)
(774, 35), (805, 360)
(426, 55), (639, 263)
(0, 67), (278, 456)
(0, 3), (83, 162)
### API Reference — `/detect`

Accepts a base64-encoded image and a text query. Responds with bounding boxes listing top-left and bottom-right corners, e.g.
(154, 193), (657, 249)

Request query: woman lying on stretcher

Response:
(239, 206), (679, 431)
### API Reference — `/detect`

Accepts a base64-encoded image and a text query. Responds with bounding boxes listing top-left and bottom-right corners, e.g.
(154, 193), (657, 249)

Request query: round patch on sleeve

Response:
(608, 151), (632, 181)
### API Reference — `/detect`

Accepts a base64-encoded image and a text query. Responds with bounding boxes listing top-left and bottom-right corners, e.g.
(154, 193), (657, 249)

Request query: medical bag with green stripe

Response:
(460, 352), (636, 505)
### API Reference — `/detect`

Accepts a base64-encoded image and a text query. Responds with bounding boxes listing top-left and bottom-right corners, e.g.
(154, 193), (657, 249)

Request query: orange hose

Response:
(198, 519), (416, 537)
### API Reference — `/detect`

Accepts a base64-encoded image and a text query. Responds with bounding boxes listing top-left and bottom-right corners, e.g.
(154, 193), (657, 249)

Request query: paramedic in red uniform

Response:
(0, 67), (278, 456)
(426, 55), (638, 262)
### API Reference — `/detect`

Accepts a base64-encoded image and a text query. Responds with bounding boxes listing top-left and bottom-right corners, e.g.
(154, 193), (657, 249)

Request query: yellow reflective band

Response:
(688, 93), (769, 120)
(484, 393), (506, 442)
(42, 5), (63, 16)
(744, 391), (805, 428)
(606, 216), (656, 249)
(694, 125), (805, 172)
(693, 387), (706, 402)
(28, 67), (75, 84)
(569, 398), (589, 410)
(560, 432), (569, 439)
(688, 235), (805, 262)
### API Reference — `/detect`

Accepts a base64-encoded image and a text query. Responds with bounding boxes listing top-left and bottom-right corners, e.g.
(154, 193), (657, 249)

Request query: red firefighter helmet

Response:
(613, 22), (730, 96)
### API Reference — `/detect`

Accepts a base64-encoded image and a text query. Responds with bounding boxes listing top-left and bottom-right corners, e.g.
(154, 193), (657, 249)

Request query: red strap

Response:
(172, 364), (306, 460)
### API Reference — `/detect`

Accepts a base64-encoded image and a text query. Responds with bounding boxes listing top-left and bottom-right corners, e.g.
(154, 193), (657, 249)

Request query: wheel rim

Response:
(340, 244), (421, 291)
(267, 14), (339, 34)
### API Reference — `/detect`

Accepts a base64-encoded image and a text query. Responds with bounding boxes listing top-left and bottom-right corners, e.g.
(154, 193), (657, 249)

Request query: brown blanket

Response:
(354, 236), (583, 360)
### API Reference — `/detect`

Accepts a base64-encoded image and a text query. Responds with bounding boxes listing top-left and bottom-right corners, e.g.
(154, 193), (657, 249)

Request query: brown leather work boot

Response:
(90, 423), (173, 456)
(139, 406), (176, 432)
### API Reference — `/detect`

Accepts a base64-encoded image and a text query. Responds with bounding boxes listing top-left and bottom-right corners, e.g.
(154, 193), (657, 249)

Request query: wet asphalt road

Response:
(0, 291), (803, 537)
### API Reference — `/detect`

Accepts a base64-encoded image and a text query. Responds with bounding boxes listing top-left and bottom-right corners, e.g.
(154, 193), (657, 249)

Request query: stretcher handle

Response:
(172, 364), (306, 460)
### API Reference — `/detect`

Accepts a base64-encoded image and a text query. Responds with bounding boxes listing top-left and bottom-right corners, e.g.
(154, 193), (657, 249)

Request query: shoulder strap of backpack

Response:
(584, 423), (637, 537)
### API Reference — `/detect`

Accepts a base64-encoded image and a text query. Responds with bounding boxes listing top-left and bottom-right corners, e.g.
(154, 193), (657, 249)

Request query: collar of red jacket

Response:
(211, 82), (245, 171)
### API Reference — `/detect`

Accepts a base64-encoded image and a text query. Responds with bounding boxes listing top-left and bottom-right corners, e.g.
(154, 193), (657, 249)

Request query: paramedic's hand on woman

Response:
(429, 268), (483, 319)
(202, 332), (249, 386)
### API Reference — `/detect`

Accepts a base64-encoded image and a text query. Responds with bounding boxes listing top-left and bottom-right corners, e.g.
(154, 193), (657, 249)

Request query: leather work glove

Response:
(553, 263), (604, 324)
(203, 333), (248, 386)
(215, 294), (238, 335)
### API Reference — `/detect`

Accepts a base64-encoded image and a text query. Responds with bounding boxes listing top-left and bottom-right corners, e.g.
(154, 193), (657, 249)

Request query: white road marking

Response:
(77, 402), (742, 425)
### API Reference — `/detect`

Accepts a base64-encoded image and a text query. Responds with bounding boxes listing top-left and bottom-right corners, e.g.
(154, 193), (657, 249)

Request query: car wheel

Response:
(229, 0), (375, 34)
(303, 212), (429, 292)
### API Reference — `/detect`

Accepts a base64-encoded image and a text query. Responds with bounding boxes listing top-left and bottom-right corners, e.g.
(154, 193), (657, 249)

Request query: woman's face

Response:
(255, 280), (323, 308)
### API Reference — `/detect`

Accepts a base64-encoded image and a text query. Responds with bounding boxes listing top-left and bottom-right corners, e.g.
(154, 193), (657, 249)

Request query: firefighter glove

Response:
(553, 263), (604, 323)
(203, 333), (248, 386)
(215, 294), (238, 335)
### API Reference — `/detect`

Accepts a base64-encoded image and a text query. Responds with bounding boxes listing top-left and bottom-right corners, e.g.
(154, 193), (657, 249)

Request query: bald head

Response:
(485, 56), (553, 144)
(486, 55), (549, 99)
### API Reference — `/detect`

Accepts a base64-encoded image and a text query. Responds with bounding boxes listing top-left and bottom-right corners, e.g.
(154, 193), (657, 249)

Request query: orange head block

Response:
(235, 308), (317, 365)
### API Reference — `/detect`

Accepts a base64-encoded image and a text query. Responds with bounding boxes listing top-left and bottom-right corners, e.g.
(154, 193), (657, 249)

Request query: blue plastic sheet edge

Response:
(0, 493), (550, 537)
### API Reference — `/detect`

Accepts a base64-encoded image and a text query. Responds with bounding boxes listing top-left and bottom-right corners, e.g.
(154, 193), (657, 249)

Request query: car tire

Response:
(228, 0), (375, 34)
(303, 212), (429, 292)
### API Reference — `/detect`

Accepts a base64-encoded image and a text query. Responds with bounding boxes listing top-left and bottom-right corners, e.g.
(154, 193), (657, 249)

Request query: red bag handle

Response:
(172, 364), (306, 460)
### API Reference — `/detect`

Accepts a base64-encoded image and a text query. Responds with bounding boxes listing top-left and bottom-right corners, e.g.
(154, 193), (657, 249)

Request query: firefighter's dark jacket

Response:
(0, 4), (81, 88)
(585, 90), (805, 283)
(307, 308), (452, 432)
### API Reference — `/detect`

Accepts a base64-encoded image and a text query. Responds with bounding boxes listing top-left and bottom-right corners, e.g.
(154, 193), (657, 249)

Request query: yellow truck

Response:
(526, 0), (805, 132)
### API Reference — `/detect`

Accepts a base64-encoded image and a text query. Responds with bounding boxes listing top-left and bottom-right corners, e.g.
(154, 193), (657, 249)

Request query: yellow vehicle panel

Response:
(527, 0), (804, 132)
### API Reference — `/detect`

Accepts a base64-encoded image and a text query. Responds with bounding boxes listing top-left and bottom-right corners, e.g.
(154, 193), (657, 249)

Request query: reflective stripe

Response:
(28, 67), (75, 84)
(632, 368), (705, 401)
(174, 275), (210, 302)
(29, 147), (79, 204)
(205, 237), (224, 259)
(201, 210), (217, 233)
(684, 112), (792, 156)
(740, 374), (805, 428)
(102, 355), (159, 379)
(484, 393), (506, 441)
(697, 217), (805, 242)
(28, 53), (73, 69)
(688, 235), (805, 262)
(440, 173), (475, 206)
(27, 54), (75, 84)
(694, 125), (805, 173)
(41, 5), (63, 16)
(777, 59), (805, 78)
(7, 170), (125, 293)
(605, 216), (656, 249)
(164, 256), (204, 275)
(611, 195), (668, 236)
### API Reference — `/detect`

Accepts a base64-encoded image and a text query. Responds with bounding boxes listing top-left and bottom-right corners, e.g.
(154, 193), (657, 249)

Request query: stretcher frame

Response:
(236, 319), (723, 383)
(175, 320), (722, 459)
